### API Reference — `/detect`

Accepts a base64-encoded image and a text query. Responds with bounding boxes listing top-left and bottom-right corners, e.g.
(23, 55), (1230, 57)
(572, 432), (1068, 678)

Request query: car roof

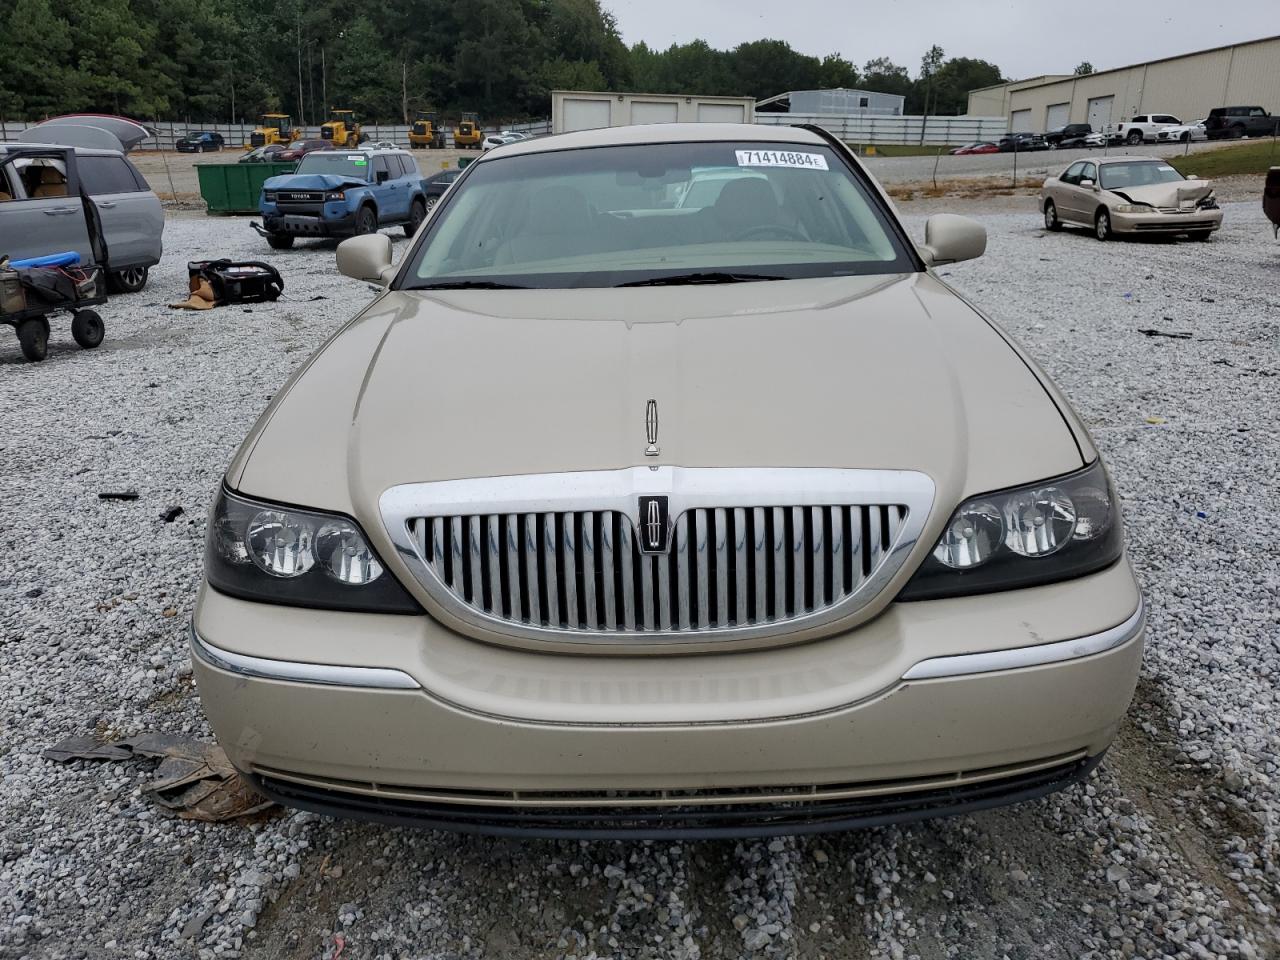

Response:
(486, 123), (826, 159)
(1095, 155), (1165, 165)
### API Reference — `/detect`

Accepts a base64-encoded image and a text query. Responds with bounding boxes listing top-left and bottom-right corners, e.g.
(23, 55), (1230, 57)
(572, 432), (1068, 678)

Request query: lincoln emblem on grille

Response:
(637, 495), (670, 553)
(644, 399), (659, 457)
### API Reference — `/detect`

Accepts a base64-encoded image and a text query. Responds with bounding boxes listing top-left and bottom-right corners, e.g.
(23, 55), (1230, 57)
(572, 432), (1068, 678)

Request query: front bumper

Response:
(1111, 207), (1222, 234)
(191, 561), (1144, 836)
(261, 209), (358, 236)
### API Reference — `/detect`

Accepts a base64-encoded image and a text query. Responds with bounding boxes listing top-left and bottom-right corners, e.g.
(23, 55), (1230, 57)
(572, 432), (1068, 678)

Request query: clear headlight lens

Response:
(246, 510), (316, 577)
(316, 520), (384, 584)
(325, 190), (346, 201)
(263, 190), (278, 201)
(205, 488), (420, 614)
(901, 461), (1123, 600)
(1113, 204), (1146, 213)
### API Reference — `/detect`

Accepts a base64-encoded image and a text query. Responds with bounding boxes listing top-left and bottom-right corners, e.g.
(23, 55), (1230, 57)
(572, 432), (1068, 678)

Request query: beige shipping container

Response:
(551, 91), (756, 134)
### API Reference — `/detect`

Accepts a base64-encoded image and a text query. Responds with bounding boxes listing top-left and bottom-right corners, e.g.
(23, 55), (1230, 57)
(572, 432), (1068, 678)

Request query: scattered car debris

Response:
(98, 491), (139, 501)
(1138, 328), (1193, 339)
(161, 506), (184, 522)
(43, 733), (275, 822)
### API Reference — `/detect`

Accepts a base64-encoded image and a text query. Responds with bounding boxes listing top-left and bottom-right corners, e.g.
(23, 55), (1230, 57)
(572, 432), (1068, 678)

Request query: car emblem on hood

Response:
(644, 399), (660, 457)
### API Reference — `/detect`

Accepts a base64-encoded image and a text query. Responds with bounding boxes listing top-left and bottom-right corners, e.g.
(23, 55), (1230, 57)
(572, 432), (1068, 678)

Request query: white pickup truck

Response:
(1115, 114), (1182, 144)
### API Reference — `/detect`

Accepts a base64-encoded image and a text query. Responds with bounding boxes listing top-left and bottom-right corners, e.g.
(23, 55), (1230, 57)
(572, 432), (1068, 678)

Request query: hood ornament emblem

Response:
(644, 399), (660, 457)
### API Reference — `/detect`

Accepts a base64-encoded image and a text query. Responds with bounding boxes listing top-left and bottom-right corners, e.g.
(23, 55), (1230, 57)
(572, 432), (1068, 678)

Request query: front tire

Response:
(17, 317), (49, 362)
(355, 206), (378, 236)
(1043, 200), (1061, 231)
(71, 309), (105, 349)
(404, 199), (426, 237)
(266, 232), (295, 250)
(1126, 130), (1144, 145)
(1095, 209), (1112, 242)
(108, 266), (149, 294)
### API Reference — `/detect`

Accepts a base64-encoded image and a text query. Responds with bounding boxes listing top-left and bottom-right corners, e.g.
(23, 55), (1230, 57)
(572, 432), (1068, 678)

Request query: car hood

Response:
(1108, 179), (1214, 205)
(262, 173), (366, 191)
(231, 272), (1087, 537)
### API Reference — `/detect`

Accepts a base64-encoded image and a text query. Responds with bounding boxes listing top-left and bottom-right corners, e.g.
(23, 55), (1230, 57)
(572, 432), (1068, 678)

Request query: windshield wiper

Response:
(406, 280), (529, 290)
(617, 271), (786, 287)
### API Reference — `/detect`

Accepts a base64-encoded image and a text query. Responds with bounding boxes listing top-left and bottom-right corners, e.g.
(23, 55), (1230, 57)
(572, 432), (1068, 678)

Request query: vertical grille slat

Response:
(674, 512), (692, 630)
(580, 511), (598, 630)
(695, 510), (711, 627)
(542, 514), (561, 627)
(600, 514), (617, 630)
(713, 507), (729, 627)
(411, 501), (908, 638)
(618, 520), (636, 630)
(752, 507), (768, 623)
(523, 514), (542, 626)
(562, 513), (579, 628)
(733, 507), (749, 626)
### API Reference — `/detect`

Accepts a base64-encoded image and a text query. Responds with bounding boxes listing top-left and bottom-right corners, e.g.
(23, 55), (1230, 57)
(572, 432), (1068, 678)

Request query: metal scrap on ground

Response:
(43, 733), (275, 822)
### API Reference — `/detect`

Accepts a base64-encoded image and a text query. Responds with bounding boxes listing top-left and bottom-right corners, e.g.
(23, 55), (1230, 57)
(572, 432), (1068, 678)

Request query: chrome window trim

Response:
(379, 466), (935, 646)
(190, 624), (420, 690)
(902, 599), (1145, 681)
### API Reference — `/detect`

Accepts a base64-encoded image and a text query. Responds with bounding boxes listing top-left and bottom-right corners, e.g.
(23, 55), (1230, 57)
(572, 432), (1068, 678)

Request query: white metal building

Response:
(550, 91), (755, 134)
(967, 35), (1280, 133)
(756, 88), (905, 117)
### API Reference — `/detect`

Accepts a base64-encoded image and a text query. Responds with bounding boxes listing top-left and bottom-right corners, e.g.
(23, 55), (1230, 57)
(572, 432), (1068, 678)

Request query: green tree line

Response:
(0, 0), (1002, 123)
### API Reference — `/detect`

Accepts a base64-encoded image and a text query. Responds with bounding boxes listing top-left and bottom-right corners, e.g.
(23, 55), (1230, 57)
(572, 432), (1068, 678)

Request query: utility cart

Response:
(1, 252), (107, 362)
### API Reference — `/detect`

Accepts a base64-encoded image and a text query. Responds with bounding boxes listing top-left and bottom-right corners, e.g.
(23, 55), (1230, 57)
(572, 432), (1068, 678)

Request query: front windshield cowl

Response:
(398, 139), (918, 290)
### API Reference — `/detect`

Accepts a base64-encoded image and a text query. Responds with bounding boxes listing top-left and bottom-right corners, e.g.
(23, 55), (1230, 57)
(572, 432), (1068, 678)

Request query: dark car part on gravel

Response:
(44, 733), (275, 822)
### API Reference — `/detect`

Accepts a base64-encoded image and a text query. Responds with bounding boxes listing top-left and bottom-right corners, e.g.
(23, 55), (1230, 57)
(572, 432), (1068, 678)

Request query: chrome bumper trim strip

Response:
(901, 599), (1145, 681)
(189, 624), (420, 690)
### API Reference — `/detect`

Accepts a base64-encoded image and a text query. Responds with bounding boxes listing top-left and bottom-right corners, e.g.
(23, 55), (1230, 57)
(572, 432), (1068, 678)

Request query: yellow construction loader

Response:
(246, 114), (296, 149)
(320, 109), (365, 148)
(409, 111), (444, 149)
(453, 112), (483, 149)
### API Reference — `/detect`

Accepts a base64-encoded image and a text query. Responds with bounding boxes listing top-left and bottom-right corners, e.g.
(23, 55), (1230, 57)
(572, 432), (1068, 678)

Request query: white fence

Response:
(0, 118), (553, 150)
(756, 112), (1008, 145)
(1, 113), (1004, 149)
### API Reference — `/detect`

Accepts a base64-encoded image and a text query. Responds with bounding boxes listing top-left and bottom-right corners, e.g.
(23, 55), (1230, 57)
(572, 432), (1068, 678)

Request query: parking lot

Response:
(1, 192), (1276, 958)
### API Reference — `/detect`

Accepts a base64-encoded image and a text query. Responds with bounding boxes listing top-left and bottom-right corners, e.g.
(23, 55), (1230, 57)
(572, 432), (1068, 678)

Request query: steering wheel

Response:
(734, 223), (807, 242)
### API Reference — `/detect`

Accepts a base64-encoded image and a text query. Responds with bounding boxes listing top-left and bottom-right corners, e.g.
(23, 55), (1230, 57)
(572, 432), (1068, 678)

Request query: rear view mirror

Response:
(336, 234), (395, 285)
(919, 214), (986, 267)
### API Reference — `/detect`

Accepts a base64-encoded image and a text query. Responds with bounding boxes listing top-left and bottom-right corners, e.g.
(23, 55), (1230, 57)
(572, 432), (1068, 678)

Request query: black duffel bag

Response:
(188, 259), (284, 305)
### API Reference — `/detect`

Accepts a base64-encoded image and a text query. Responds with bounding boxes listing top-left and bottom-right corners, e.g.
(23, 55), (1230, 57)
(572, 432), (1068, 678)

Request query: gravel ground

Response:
(1, 205), (1278, 960)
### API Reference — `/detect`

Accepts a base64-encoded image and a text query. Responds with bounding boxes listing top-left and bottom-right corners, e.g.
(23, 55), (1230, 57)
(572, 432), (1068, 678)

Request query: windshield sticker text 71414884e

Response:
(735, 150), (829, 170)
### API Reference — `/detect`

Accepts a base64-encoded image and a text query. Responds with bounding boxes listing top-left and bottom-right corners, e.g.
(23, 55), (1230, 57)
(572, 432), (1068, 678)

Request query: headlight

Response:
(206, 487), (420, 613)
(898, 461), (1123, 601)
(325, 190), (346, 201)
(1113, 204), (1148, 213)
(262, 190), (278, 201)
(1198, 193), (1218, 209)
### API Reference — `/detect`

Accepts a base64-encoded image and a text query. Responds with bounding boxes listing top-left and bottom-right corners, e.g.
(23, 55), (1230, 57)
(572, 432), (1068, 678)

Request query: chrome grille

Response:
(382, 467), (934, 645)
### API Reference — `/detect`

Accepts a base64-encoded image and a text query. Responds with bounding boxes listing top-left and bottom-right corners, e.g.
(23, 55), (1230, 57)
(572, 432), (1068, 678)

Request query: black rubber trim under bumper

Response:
(247, 753), (1104, 840)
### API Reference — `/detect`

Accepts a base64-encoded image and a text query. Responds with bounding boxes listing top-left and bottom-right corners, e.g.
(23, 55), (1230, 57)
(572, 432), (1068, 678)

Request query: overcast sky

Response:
(605, 0), (1274, 81)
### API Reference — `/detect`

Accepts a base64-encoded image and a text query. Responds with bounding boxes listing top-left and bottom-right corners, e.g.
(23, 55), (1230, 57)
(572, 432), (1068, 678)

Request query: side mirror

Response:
(1186, 174), (1200, 180)
(376, 170), (389, 184)
(1080, 178), (1096, 188)
(919, 214), (986, 267)
(336, 233), (395, 285)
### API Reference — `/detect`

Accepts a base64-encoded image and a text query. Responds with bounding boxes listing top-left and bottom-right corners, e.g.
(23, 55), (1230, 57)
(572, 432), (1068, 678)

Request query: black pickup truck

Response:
(1205, 106), (1279, 140)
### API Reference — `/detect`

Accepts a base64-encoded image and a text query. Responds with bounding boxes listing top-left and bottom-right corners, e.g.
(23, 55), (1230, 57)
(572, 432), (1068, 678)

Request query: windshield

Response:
(1100, 160), (1184, 190)
(296, 153), (370, 179)
(401, 141), (914, 288)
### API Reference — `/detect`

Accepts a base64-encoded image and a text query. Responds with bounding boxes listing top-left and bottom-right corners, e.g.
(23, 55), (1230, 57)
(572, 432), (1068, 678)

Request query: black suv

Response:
(1205, 106), (1278, 140)
(175, 132), (225, 153)
(1045, 123), (1092, 147)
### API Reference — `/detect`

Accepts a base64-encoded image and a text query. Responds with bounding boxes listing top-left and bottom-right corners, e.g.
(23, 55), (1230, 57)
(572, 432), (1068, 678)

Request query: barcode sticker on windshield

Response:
(736, 150), (828, 170)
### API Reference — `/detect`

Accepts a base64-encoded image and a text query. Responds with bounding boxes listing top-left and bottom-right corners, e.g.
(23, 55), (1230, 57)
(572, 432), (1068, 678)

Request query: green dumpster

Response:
(457, 156), (474, 169)
(196, 161), (297, 214)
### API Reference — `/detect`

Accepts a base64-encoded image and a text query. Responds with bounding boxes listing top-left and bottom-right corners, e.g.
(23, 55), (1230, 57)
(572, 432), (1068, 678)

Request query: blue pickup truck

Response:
(256, 148), (431, 249)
